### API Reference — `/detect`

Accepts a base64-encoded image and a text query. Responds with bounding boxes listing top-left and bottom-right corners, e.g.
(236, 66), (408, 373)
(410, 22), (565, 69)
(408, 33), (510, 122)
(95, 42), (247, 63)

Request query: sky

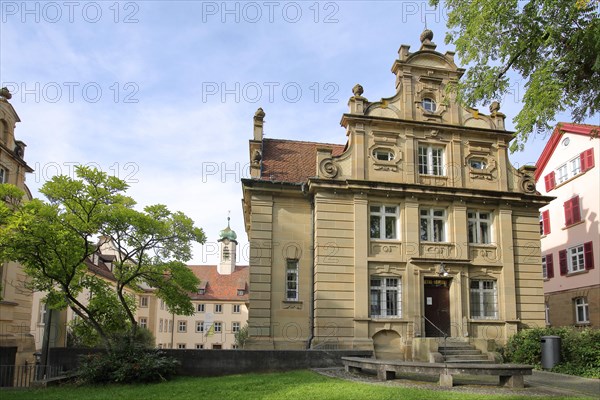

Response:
(1, 1), (598, 265)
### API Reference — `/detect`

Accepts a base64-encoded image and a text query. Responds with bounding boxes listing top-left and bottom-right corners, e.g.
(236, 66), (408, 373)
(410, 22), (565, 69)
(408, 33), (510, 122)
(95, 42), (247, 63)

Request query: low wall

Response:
(49, 348), (372, 376)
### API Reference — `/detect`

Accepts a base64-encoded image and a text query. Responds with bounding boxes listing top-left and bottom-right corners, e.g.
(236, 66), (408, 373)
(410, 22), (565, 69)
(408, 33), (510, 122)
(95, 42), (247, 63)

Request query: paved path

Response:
(526, 370), (600, 398)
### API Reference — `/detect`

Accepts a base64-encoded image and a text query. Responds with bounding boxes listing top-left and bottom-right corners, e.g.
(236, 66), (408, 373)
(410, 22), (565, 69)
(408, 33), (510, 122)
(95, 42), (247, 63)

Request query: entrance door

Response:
(424, 278), (450, 337)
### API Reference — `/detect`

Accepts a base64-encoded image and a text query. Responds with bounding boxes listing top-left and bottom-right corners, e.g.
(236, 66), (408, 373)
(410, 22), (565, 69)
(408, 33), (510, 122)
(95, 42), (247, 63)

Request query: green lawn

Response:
(3, 370), (586, 400)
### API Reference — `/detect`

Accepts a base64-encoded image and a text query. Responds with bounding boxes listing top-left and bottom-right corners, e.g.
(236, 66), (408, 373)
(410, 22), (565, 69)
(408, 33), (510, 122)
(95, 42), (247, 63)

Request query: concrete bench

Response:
(341, 356), (533, 388)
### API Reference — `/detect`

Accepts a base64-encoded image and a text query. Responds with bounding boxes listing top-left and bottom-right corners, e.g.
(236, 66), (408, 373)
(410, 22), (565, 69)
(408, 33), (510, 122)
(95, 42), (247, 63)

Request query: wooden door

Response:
(424, 279), (450, 337)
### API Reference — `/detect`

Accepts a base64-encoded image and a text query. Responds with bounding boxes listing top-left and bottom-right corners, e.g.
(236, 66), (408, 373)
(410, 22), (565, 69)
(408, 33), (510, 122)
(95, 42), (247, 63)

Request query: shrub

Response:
(78, 331), (179, 384)
(501, 327), (600, 378)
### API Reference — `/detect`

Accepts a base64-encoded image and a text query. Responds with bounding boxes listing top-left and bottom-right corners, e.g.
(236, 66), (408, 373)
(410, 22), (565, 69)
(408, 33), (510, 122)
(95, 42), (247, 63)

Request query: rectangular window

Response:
(232, 322), (240, 333)
(195, 344), (204, 349)
(542, 256), (547, 279)
(177, 344), (186, 349)
(214, 304), (222, 313)
(237, 289), (245, 296)
(370, 277), (401, 317)
(160, 299), (165, 310)
(470, 280), (498, 319)
(570, 157), (581, 177)
(212, 344), (222, 349)
(545, 303), (550, 325)
(468, 210), (491, 244)
(575, 297), (589, 324)
(418, 145), (444, 175)
(544, 172), (556, 192)
(580, 148), (595, 172)
(139, 317), (147, 329)
(540, 210), (551, 235)
(420, 208), (446, 242)
(196, 321), (204, 333)
(231, 344), (239, 349)
(286, 259), (299, 301)
(568, 244), (586, 273)
(564, 196), (582, 226)
(168, 320), (173, 333)
(214, 322), (222, 332)
(233, 304), (241, 313)
(178, 320), (187, 333)
(140, 296), (148, 308)
(197, 303), (205, 312)
(557, 163), (568, 183)
(0, 167), (6, 184)
(159, 318), (163, 333)
(370, 205), (398, 239)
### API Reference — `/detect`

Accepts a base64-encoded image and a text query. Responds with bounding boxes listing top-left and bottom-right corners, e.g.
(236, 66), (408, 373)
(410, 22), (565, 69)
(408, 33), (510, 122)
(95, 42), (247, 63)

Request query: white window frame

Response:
(0, 166), (7, 184)
(542, 256), (548, 279)
(556, 155), (583, 184)
(468, 210), (492, 244)
(232, 304), (241, 313)
(568, 244), (585, 273)
(286, 259), (299, 301)
(373, 149), (395, 161)
(178, 320), (187, 333)
(197, 303), (205, 313)
(420, 208), (446, 242)
(469, 158), (487, 170)
(177, 343), (186, 349)
(195, 344), (204, 349)
(418, 145), (444, 176)
(370, 277), (402, 318)
(545, 303), (550, 325)
(422, 98), (436, 112)
(570, 157), (581, 176)
(214, 304), (222, 313)
(196, 320), (204, 333)
(214, 322), (222, 333)
(232, 322), (240, 333)
(140, 296), (148, 308)
(38, 301), (47, 325)
(470, 280), (498, 319)
(159, 318), (163, 333)
(575, 297), (589, 324)
(556, 163), (568, 183)
(139, 317), (147, 329)
(370, 205), (398, 240)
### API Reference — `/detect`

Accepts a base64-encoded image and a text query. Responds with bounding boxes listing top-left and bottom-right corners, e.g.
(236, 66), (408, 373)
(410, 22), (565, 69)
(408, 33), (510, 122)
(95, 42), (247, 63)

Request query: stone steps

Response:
(437, 340), (495, 364)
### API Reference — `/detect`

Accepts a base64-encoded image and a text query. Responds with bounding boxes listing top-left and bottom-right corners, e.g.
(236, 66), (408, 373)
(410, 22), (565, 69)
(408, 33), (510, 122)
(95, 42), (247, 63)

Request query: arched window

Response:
(422, 98), (436, 113)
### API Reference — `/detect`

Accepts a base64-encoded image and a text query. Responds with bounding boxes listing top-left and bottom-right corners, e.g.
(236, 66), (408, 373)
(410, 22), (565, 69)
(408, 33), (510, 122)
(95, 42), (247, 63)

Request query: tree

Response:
(0, 166), (206, 350)
(431, 0), (600, 151)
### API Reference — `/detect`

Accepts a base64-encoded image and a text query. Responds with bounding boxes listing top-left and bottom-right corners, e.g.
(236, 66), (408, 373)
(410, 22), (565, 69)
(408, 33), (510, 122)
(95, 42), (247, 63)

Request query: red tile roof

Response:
(187, 265), (249, 301)
(534, 123), (600, 181)
(260, 138), (346, 183)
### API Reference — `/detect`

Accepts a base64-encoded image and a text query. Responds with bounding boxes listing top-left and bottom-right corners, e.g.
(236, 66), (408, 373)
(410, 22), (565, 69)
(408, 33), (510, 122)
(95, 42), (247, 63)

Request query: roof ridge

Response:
(263, 137), (345, 147)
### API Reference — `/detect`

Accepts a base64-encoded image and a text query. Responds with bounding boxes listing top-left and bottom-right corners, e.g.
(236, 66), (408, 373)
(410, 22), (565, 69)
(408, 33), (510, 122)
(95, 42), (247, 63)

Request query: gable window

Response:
(558, 242), (594, 275)
(557, 163), (568, 184)
(563, 196), (581, 226)
(233, 304), (241, 313)
(370, 277), (401, 318)
(422, 98), (436, 112)
(196, 321), (204, 333)
(197, 303), (205, 313)
(540, 210), (551, 235)
(470, 279), (498, 319)
(542, 254), (554, 279)
(548, 149), (595, 190)
(370, 205), (398, 239)
(418, 145), (444, 175)
(286, 259), (299, 301)
(373, 149), (395, 161)
(575, 297), (589, 324)
(469, 159), (487, 170)
(178, 320), (187, 333)
(420, 208), (446, 242)
(214, 304), (222, 313)
(468, 210), (491, 244)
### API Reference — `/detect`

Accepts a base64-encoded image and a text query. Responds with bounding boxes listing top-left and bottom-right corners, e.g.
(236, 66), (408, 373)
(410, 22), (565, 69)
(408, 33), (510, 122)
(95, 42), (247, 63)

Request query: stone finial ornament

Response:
(489, 101), (501, 113)
(420, 29), (434, 44)
(352, 84), (364, 97)
(0, 87), (12, 100)
(254, 107), (265, 119)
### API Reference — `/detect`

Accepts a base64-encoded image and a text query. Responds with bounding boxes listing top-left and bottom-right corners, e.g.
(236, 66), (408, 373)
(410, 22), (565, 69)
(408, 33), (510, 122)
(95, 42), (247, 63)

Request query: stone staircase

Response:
(437, 340), (495, 364)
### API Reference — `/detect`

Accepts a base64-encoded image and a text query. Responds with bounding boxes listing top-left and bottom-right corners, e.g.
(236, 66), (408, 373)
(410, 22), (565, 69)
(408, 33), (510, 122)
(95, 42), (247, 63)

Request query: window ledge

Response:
(575, 322), (590, 327)
(567, 269), (588, 277)
(468, 319), (504, 324)
(419, 174), (447, 179)
(469, 243), (497, 249)
(562, 220), (585, 230)
(369, 317), (406, 322)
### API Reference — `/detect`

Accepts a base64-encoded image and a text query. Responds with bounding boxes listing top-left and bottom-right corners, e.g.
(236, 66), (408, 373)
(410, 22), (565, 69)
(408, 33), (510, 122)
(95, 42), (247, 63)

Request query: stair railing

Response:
(421, 315), (448, 370)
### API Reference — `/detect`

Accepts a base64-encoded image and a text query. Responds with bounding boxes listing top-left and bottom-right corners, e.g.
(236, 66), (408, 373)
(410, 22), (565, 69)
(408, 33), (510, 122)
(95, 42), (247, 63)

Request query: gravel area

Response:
(312, 367), (590, 398)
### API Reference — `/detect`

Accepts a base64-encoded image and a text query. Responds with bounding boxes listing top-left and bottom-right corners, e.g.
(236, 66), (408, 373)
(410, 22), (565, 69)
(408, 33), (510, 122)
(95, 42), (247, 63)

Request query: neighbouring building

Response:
(241, 31), (552, 360)
(536, 123), (599, 328)
(0, 88), (36, 379)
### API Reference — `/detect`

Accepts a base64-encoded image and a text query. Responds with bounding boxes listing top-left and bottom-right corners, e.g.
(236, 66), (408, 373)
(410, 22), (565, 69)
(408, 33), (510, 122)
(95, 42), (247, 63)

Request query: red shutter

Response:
(572, 197), (581, 223)
(584, 242), (594, 270)
(546, 254), (554, 278)
(544, 172), (556, 191)
(581, 148), (595, 172)
(542, 210), (551, 235)
(559, 250), (568, 276)
(564, 199), (573, 226)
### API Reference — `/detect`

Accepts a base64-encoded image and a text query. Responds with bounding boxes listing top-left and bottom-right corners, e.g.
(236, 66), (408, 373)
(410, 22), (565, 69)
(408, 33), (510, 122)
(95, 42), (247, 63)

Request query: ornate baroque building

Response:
(241, 32), (551, 360)
(0, 88), (36, 374)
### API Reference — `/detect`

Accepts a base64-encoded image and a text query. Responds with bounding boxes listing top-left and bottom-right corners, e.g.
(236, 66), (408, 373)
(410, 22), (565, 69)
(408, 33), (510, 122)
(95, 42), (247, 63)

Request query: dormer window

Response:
(237, 289), (245, 296)
(373, 149), (394, 161)
(469, 159), (487, 170)
(422, 98), (436, 113)
(198, 288), (206, 295)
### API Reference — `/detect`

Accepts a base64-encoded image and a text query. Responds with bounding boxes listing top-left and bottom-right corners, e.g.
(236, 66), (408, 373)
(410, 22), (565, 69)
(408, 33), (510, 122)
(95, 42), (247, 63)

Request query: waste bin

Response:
(541, 336), (561, 369)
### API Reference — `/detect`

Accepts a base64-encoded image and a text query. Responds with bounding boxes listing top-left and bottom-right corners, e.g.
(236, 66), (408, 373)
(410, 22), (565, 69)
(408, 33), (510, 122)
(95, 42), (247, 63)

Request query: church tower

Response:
(217, 217), (237, 275)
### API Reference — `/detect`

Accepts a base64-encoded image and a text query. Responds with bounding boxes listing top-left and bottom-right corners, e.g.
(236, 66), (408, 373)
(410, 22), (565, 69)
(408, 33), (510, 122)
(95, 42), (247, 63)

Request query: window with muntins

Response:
(233, 304), (241, 313)
(575, 297), (589, 324)
(0, 167), (7, 184)
(468, 210), (491, 244)
(178, 320), (187, 333)
(370, 277), (401, 317)
(214, 322), (222, 332)
(470, 280), (498, 319)
(418, 145), (444, 175)
(370, 205), (398, 239)
(559, 242), (594, 275)
(568, 245), (586, 273)
(232, 322), (240, 332)
(215, 304), (222, 313)
(286, 259), (299, 301)
(422, 98), (436, 112)
(197, 303), (205, 312)
(139, 317), (147, 329)
(420, 208), (446, 242)
(196, 321), (204, 333)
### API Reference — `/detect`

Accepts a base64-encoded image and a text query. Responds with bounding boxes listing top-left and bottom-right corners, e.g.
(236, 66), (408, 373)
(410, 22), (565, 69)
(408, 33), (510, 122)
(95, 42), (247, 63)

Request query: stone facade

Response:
(242, 32), (551, 359)
(0, 89), (36, 374)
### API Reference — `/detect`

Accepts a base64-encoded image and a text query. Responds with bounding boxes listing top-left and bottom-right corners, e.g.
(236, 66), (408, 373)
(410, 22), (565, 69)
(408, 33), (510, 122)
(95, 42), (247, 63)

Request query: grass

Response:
(3, 370), (588, 400)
